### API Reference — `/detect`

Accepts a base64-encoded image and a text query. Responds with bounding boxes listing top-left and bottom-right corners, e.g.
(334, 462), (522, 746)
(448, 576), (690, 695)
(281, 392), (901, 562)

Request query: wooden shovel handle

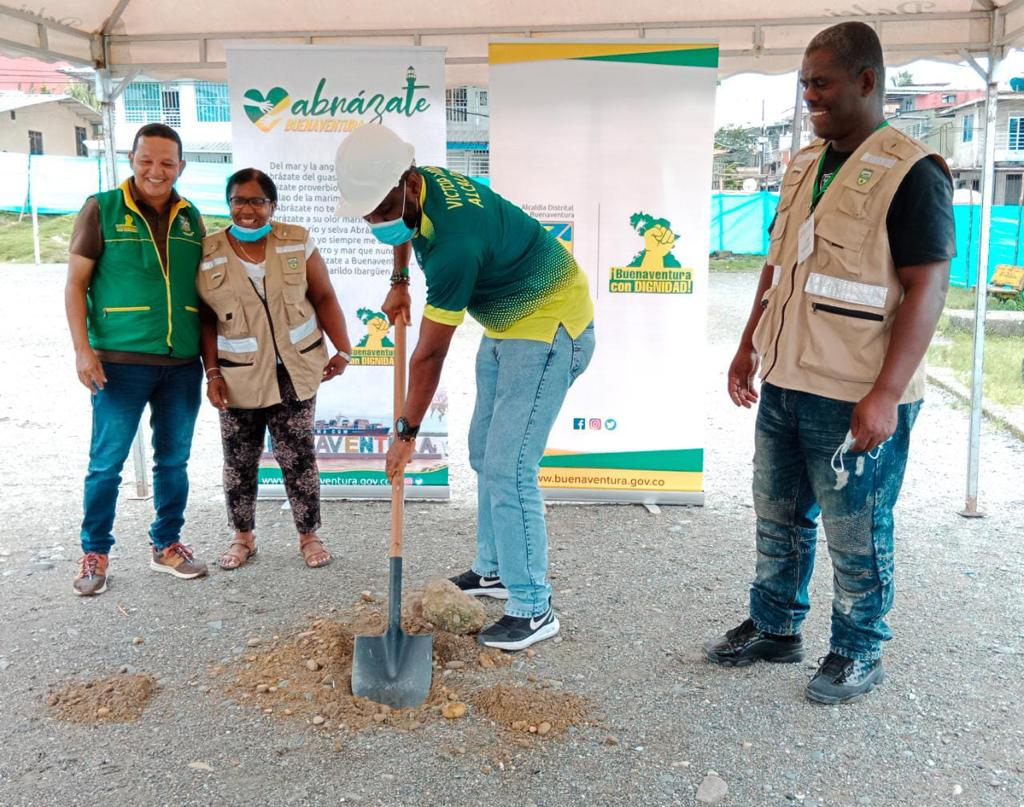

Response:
(390, 320), (407, 558)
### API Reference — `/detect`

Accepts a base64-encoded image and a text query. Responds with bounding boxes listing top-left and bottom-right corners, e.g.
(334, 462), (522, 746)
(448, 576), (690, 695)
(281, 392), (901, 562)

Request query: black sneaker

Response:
(477, 607), (559, 651)
(805, 652), (883, 704)
(703, 618), (804, 667)
(449, 569), (509, 600)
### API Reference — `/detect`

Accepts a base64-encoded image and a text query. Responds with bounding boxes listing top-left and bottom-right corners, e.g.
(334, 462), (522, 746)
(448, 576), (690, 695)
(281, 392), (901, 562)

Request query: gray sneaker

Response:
(805, 652), (883, 704)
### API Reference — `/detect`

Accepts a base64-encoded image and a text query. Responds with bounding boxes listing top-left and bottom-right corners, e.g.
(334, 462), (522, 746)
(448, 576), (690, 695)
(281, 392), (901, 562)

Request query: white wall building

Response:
(0, 93), (101, 157)
(113, 79), (231, 163)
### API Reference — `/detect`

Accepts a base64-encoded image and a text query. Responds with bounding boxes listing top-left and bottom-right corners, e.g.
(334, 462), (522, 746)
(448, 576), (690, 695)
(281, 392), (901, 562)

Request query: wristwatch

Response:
(395, 416), (419, 442)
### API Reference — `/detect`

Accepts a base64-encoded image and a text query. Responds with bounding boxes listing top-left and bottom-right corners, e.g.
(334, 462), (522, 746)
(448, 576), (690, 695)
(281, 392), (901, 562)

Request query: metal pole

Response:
(29, 156), (40, 265)
(94, 69), (119, 190)
(790, 71), (804, 160)
(960, 53), (1000, 518)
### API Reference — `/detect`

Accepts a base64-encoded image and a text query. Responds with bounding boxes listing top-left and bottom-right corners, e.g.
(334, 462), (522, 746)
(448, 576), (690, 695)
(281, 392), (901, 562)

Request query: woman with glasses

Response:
(197, 168), (352, 571)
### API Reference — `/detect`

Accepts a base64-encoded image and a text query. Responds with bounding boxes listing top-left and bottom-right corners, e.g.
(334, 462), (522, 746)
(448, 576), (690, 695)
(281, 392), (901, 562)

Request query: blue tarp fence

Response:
(0, 153), (1016, 287)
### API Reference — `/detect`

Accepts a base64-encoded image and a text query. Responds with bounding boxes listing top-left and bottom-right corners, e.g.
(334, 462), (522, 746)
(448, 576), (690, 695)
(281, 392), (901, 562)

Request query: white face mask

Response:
(830, 430), (884, 491)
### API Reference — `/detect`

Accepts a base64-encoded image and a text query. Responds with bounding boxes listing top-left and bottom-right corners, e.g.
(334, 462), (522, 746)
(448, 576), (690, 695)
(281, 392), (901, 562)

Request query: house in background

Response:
(445, 85), (489, 176)
(113, 78), (232, 164)
(936, 93), (1024, 204)
(0, 93), (101, 157)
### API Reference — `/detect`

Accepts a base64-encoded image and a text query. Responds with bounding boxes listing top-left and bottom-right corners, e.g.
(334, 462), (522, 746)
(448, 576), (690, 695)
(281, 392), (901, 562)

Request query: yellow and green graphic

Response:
(490, 43), (718, 69)
(609, 211), (694, 294)
(349, 308), (394, 366)
(243, 87), (292, 133)
(242, 68), (431, 134)
(542, 222), (574, 253)
(539, 448), (703, 493)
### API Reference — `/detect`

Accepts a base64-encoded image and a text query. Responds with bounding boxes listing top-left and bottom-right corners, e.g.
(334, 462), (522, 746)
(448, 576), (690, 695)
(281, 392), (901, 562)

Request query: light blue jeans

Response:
(468, 323), (595, 618)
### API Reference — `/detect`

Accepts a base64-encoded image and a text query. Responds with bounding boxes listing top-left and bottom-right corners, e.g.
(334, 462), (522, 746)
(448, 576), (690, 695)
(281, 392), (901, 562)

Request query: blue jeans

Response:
(749, 383), (920, 661)
(468, 324), (595, 618)
(80, 361), (202, 554)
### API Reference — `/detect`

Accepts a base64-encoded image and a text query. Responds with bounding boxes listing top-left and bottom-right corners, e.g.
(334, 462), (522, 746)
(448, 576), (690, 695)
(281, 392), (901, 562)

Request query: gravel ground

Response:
(0, 265), (1022, 807)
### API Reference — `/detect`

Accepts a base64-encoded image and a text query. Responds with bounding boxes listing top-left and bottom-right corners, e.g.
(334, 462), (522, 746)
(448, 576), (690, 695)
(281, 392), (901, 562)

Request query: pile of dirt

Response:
(47, 674), (157, 723)
(221, 609), (511, 733)
(472, 683), (588, 738)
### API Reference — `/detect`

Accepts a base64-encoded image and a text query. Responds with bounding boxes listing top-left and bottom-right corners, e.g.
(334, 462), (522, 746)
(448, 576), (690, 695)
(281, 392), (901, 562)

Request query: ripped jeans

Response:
(748, 383), (921, 661)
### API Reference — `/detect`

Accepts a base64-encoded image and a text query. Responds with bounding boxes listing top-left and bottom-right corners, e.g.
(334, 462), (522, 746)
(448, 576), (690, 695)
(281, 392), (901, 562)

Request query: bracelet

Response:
(204, 367), (221, 378)
(389, 273), (410, 287)
(206, 373), (223, 382)
(335, 349), (351, 362)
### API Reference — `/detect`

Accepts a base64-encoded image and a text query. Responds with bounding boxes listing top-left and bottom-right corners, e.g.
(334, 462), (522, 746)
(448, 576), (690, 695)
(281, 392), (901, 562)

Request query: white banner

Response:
(489, 41), (718, 504)
(227, 45), (449, 499)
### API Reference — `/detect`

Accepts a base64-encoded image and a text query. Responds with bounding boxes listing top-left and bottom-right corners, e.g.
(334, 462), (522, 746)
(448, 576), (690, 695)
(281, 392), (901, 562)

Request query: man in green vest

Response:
(65, 123), (209, 596)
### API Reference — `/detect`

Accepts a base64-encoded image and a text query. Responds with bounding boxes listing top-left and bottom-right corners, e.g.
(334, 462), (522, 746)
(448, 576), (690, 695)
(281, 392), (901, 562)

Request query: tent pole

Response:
(790, 71), (803, 160)
(960, 51), (1000, 518)
(94, 69), (119, 190)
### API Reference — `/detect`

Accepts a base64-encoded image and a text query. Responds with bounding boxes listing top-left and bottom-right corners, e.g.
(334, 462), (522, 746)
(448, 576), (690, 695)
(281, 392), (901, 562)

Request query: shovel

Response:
(351, 319), (433, 708)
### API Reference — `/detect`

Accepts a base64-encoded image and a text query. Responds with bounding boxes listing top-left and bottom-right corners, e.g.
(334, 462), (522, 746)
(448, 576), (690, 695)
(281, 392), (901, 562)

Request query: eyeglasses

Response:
(229, 196), (273, 209)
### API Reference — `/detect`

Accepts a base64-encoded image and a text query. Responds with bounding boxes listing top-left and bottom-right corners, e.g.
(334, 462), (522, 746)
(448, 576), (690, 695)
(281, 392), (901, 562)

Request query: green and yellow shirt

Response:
(412, 166), (593, 342)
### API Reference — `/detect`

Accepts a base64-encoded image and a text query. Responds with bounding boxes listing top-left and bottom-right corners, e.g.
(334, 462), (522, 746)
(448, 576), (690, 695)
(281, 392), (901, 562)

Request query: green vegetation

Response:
(944, 285), (1024, 312)
(709, 252), (764, 272)
(0, 211), (232, 264)
(928, 330), (1024, 408)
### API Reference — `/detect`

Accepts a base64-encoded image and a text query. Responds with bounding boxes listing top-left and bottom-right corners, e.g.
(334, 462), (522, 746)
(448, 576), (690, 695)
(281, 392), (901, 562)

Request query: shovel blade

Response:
(351, 627), (433, 709)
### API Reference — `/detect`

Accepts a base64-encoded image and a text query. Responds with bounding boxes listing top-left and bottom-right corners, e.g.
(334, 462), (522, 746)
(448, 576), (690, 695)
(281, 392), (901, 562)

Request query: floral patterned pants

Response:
(219, 366), (320, 534)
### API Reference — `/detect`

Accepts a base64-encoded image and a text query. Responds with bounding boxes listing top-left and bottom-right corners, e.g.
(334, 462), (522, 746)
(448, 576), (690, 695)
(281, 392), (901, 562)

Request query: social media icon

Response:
(572, 418), (586, 430)
(589, 418), (602, 430)
(605, 419), (618, 431)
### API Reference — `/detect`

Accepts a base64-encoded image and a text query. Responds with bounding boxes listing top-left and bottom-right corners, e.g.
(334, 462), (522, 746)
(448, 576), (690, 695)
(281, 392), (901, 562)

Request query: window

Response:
(478, 90), (488, 108)
(28, 130), (43, 154)
(9, 110), (14, 120)
(963, 113), (975, 142)
(160, 87), (181, 126)
(1006, 173), (1023, 204)
(446, 87), (467, 122)
(124, 81), (181, 125)
(124, 81), (162, 122)
(75, 126), (88, 157)
(195, 81), (230, 123)
(1009, 117), (1024, 151)
(943, 94), (956, 104)
(446, 148), (490, 177)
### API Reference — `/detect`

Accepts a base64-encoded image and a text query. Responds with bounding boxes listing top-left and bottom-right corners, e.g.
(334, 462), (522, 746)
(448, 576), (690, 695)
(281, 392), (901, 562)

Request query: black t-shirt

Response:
(774, 146), (956, 268)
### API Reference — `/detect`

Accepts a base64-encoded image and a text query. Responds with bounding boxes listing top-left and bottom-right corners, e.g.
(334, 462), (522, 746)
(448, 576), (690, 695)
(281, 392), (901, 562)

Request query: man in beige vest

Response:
(703, 22), (954, 704)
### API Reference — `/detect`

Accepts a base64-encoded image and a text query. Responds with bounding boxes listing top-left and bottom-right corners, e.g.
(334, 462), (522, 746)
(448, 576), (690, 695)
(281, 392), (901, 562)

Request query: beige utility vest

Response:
(197, 222), (327, 409)
(752, 125), (949, 404)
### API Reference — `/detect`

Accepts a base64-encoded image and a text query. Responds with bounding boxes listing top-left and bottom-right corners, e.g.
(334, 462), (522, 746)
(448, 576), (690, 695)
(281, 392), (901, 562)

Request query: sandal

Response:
(218, 534), (257, 570)
(299, 533), (331, 568)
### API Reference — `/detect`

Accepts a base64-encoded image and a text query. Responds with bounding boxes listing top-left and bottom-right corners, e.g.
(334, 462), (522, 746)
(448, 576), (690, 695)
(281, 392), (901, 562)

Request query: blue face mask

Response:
(231, 222), (272, 242)
(369, 181), (415, 246)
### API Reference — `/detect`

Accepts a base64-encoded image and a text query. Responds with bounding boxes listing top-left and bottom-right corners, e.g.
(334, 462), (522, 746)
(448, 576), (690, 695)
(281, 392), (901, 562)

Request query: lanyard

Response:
(810, 120), (888, 213)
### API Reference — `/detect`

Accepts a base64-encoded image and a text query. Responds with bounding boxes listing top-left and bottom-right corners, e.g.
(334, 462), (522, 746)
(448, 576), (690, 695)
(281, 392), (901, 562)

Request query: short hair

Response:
(226, 168), (278, 203)
(806, 22), (885, 91)
(131, 123), (183, 159)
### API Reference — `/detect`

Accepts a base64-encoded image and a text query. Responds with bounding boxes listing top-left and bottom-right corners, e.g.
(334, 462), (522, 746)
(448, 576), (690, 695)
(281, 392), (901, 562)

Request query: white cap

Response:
(334, 124), (415, 218)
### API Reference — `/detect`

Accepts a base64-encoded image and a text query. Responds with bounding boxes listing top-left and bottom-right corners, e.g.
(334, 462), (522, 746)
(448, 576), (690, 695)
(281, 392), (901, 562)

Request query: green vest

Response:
(87, 180), (204, 358)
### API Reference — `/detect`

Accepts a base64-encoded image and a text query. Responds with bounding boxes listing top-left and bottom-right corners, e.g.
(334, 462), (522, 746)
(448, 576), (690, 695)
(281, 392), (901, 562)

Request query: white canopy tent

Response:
(2, 0), (1020, 513)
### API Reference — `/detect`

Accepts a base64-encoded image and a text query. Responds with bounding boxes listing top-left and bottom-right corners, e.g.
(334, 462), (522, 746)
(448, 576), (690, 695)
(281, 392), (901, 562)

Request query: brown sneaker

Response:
(73, 552), (109, 596)
(150, 542), (208, 580)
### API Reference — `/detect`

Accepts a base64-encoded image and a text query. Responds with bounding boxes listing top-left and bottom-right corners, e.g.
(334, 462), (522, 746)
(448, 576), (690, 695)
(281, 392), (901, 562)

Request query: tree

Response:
(892, 70), (915, 87)
(713, 125), (760, 190)
(66, 81), (100, 111)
